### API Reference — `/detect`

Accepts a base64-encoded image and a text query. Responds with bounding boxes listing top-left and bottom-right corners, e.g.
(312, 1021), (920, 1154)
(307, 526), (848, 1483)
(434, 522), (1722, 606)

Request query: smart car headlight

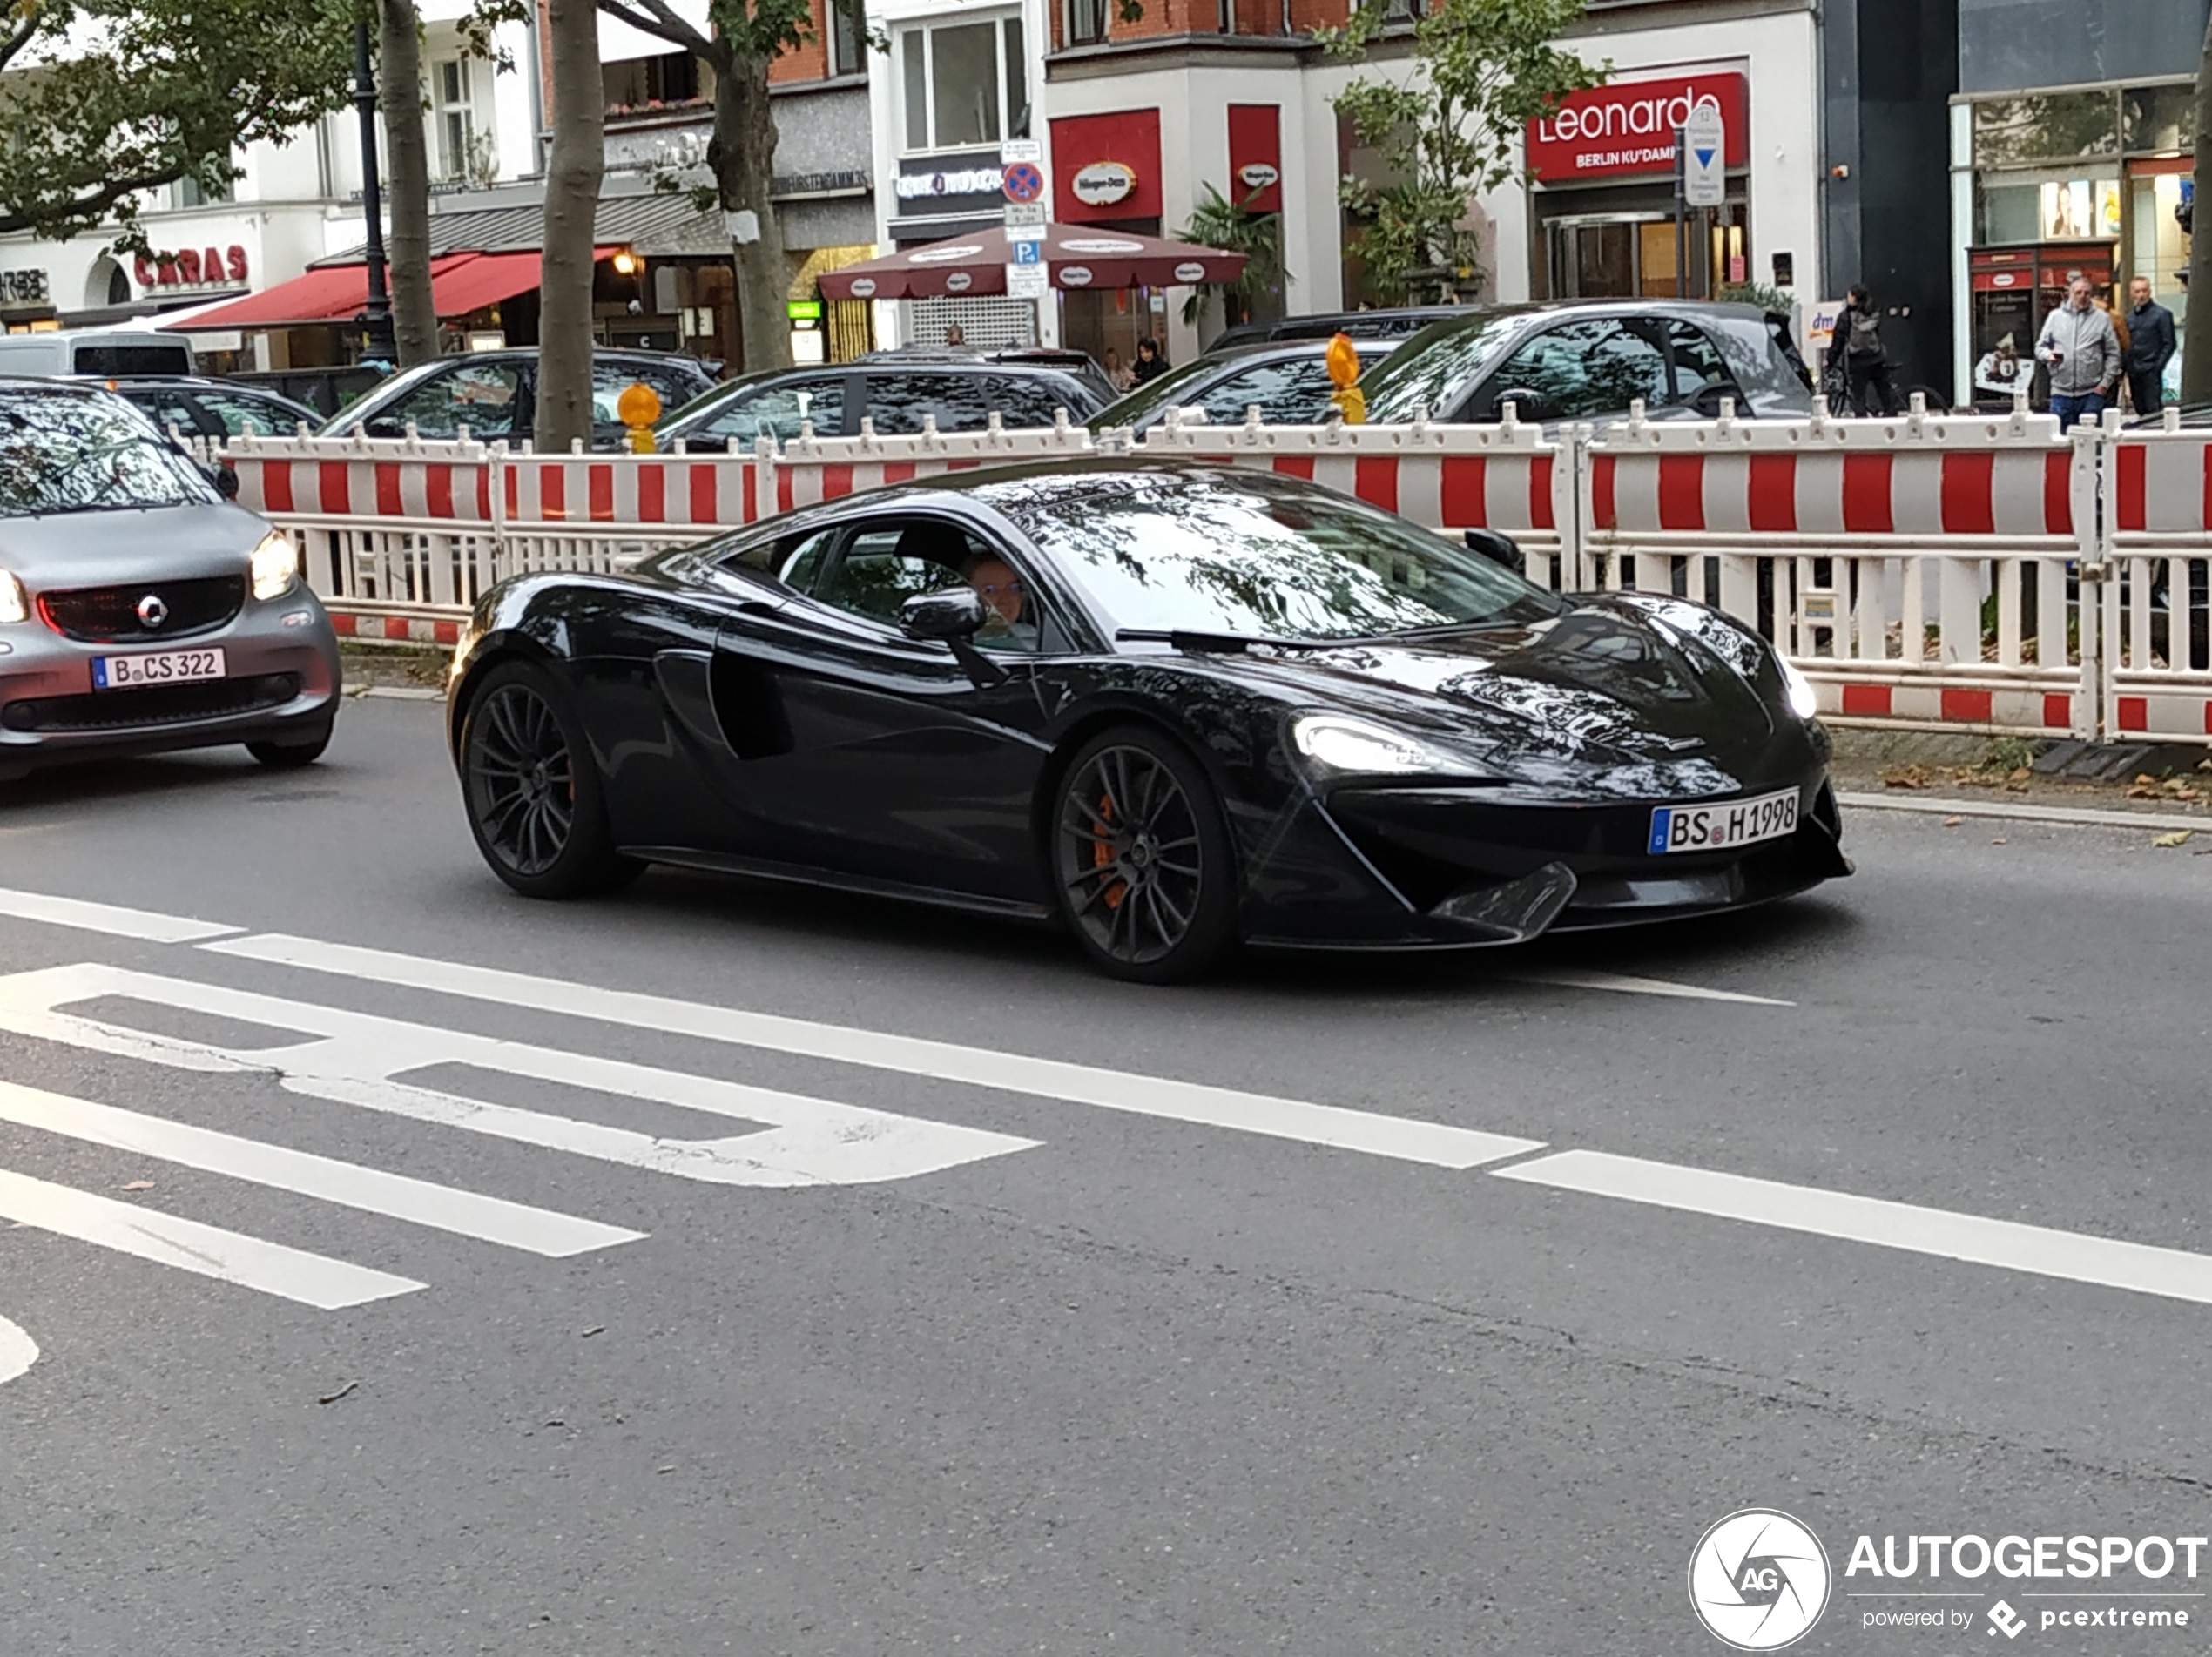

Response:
(1778, 658), (1820, 721)
(1292, 714), (1463, 775)
(251, 530), (299, 601)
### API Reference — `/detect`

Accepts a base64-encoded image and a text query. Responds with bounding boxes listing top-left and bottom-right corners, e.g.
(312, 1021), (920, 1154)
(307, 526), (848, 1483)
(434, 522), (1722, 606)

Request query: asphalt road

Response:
(3, 696), (2209, 1655)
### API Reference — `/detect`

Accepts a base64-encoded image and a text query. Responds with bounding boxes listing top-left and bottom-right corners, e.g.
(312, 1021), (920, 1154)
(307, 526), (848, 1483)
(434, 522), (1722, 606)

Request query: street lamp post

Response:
(353, 19), (397, 364)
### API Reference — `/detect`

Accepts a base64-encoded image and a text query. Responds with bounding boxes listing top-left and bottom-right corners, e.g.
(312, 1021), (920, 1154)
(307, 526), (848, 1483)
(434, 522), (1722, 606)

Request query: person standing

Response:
(1838, 285), (1898, 416)
(2034, 271), (2121, 428)
(1130, 336), (1169, 385)
(1102, 347), (1135, 393)
(2124, 275), (2177, 415)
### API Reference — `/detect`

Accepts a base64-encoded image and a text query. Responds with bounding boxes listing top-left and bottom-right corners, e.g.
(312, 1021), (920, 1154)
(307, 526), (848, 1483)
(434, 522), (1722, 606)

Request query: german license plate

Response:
(92, 648), (226, 690)
(1649, 788), (1800, 855)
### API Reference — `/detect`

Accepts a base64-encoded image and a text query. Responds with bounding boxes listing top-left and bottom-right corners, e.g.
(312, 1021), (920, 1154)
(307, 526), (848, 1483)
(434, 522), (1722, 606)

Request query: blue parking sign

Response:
(1010, 239), (1042, 266)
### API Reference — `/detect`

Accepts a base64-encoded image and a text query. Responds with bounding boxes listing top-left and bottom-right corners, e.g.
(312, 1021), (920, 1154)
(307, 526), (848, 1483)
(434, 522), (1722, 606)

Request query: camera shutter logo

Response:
(1687, 1509), (1831, 1650)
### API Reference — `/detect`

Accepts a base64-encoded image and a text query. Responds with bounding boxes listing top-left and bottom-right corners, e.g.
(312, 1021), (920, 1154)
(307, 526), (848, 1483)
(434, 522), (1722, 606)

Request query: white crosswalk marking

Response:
(0, 1079), (642, 1257)
(0, 1165), (422, 1309)
(0, 887), (239, 944)
(0, 962), (1041, 1187)
(0, 1314), (35, 1388)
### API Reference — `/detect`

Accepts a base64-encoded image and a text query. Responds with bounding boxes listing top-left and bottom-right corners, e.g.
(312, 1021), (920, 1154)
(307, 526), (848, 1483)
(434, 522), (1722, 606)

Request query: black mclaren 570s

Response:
(446, 460), (1850, 980)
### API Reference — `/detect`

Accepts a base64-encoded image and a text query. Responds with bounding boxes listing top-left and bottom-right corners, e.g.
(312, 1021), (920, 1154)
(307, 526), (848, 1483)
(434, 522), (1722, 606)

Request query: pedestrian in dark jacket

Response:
(1130, 336), (1169, 385)
(1838, 285), (1898, 416)
(2125, 274), (2177, 414)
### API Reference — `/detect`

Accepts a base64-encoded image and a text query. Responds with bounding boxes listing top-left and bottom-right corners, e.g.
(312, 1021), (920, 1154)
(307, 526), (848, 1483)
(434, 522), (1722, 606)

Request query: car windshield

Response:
(1356, 313), (1527, 423)
(1088, 357), (1230, 430)
(0, 394), (212, 516)
(1002, 468), (1563, 643)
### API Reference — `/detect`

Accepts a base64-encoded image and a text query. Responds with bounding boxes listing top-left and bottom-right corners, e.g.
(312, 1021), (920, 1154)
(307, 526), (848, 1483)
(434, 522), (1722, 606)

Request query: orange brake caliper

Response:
(1092, 794), (1126, 909)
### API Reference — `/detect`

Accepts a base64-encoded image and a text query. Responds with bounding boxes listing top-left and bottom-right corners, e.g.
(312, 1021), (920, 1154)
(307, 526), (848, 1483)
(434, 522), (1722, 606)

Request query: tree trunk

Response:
(712, 59), (791, 374)
(536, 0), (604, 451)
(2185, 10), (2212, 404)
(377, 0), (439, 368)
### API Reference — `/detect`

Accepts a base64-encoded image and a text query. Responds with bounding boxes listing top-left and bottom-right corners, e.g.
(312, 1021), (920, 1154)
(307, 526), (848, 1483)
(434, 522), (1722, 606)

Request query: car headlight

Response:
(0, 571), (25, 625)
(1778, 659), (1819, 721)
(250, 530), (299, 601)
(1292, 713), (1464, 775)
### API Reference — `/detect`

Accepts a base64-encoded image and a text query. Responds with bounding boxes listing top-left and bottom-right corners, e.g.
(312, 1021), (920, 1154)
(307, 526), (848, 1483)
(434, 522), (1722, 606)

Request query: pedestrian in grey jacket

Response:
(2034, 272), (2119, 429)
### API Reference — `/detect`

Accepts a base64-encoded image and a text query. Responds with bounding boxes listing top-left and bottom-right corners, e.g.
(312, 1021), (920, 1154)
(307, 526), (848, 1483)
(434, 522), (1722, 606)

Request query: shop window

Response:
(1973, 166), (2121, 244)
(2122, 84), (2194, 155)
(897, 14), (1027, 152)
(1973, 92), (2119, 166)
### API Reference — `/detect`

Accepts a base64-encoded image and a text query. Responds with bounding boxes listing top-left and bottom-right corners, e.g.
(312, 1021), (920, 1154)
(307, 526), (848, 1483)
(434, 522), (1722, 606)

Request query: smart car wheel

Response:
(1050, 726), (1237, 983)
(246, 716), (334, 770)
(461, 660), (638, 899)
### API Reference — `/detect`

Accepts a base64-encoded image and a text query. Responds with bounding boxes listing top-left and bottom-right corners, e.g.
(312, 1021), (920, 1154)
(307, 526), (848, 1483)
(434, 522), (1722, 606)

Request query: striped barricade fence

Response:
(770, 410), (1098, 513)
(496, 441), (772, 580)
(1131, 404), (1574, 589)
(1578, 395), (2099, 738)
(2101, 407), (2212, 741)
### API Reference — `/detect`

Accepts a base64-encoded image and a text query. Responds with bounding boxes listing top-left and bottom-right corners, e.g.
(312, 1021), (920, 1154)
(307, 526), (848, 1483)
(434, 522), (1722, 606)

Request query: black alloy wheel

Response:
(1050, 725), (1237, 982)
(461, 660), (639, 899)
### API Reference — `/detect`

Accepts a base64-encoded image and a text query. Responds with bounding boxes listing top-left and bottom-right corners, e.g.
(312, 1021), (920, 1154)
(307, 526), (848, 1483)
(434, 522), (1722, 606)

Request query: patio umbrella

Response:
(818, 222), (1245, 300)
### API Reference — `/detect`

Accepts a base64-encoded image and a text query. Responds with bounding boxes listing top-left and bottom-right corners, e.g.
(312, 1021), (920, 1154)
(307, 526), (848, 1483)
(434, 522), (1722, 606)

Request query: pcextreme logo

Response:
(1689, 1509), (1832, 1650)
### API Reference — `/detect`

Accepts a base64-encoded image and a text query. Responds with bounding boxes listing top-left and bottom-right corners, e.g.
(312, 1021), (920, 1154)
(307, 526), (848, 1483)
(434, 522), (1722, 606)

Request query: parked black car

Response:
(446, 460), (1846, 981)
(1088, 337), (1405, 434)
(320, 349), (718, 448)
(656, 359), (1109, 453)
(1355, 301), (1816, 428)
(1205, 307), (1475, 354)
(96, 376), (322, 443)
(860, 346), (1117, 407)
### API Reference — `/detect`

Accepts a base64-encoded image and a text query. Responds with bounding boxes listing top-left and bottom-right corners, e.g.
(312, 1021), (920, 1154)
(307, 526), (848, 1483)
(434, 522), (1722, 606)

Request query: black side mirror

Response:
(1465, 528), (1524, 575)
(361, 413), (404, 438)
(1689, 383), (1747, 417)
(1495, 387), (1546, 421)
(212, 462), (240, 500)
(900, 586), (987, 641)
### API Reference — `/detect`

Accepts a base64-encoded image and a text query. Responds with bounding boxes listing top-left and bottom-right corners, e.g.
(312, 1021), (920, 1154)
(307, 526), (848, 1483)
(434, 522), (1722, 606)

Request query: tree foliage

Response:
(1316, 0), (1604, 304)
(0, 0), (354, 243)
(1177, 184), (1290, 327)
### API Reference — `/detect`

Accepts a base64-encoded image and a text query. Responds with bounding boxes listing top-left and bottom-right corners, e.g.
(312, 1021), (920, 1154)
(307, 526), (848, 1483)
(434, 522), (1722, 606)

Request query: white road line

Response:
(1510, 970), (1794, 1007)
(0, 887), (239, 944)
(0, 1079), (642, 1258)
(1495, 1150), (2212, 1307)
(0, 1166), (422, 1309)
(0, 1315), (34, 1388)
(203, 935), (1541, 1169)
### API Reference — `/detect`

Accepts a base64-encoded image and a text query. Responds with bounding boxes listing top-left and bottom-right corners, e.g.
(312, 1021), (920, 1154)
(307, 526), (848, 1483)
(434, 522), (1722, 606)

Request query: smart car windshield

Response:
(1000, 468), (1563, 643)
(1355, 313), (1527, 424)
(0, 393), (213, 517)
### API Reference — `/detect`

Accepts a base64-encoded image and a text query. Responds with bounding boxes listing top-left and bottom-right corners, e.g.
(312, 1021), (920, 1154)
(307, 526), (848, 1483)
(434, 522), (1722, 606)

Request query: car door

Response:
(676, 374), (853, 451)
(192, 386), (313, 438)
(705, 511), (1059, 901)
(1463, 317), (1673, 426)
(359, 360), (528, 440)
(1185, 355), (1339, 428)
(1662, 320), (1755, 417)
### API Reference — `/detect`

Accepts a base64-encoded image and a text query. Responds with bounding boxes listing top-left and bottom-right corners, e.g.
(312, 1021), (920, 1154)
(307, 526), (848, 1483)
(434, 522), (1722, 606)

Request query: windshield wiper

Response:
(1115, 628), (1343, 654)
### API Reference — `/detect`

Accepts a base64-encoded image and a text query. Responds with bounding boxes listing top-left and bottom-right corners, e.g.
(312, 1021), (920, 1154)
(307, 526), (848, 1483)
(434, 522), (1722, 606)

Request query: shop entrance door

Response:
(1541, 204), (1747, 300)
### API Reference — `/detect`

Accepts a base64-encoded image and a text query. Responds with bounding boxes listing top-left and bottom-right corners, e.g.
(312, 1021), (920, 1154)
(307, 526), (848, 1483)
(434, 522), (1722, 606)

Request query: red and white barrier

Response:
(1579, 399), (2098, 739)
(2103, 408), (2212, 738)
(228, 405), (2212, 747)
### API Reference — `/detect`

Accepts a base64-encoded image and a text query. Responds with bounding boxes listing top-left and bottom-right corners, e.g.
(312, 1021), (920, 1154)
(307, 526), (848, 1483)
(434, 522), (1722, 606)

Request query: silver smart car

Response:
(0, 381), (340, 780)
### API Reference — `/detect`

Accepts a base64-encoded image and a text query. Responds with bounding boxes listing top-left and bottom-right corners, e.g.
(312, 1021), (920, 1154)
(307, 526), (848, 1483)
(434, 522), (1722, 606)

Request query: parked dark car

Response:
(657, 359), (1109, 453)
(96, 376), (322, 443)
(1205, 307), (1476, 353)
(860, 346), (1117, 407)
(1088, 337), (1405, 434)
(320, 349), (718, 448)
(1354, 301), (1817, 428)
(226, 365), (391, 421)
(445, 460), (1846, 981)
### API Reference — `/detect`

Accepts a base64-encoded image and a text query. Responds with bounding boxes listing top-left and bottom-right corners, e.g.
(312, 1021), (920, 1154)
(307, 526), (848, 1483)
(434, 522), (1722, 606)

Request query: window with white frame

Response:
(897, 13), (1027, 152)
(431, 58), (478, 182)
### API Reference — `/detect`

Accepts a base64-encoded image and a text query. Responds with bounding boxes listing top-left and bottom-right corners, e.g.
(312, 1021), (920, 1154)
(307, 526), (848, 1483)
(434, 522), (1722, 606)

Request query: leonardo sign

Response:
(1526, 71), (1748, 182)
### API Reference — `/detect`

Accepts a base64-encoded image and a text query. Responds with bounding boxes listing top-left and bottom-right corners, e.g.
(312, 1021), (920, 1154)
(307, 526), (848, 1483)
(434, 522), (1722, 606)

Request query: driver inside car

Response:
(963, 553), (1038, 650)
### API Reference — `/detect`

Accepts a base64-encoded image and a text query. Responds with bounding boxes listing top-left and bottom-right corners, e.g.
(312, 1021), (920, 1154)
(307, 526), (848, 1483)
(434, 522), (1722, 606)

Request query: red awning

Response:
(163, 249), (563, 331)
(818, 223), (1246, 300)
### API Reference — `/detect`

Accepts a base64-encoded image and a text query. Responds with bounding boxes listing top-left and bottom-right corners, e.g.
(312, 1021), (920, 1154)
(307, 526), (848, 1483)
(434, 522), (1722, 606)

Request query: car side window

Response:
(1480, 320), (1670, 420)
(977, 375), (1074, 428)
(1666, 322), (1737, 406)
(196, 388), (303, 436)
(812, 518), (1046, 653)
(385, 362), (523, 437)
(124, 388), (206, 440)
(1197, 359), (1336, 424)
(702, 378), (845, 444)
(591, 360), (706, 425)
